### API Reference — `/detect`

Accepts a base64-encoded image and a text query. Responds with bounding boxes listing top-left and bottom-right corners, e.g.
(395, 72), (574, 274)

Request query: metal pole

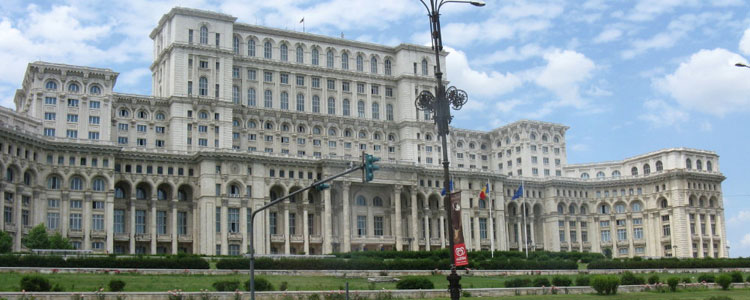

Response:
(249, 207), (255, 300)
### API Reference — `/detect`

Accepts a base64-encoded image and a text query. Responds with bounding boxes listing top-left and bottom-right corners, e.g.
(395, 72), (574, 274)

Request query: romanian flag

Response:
(479, 183), (489, 200)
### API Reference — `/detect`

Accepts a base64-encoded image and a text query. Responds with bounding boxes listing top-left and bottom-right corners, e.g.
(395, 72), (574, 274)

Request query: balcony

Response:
(290, 234), (303, 243)
(178, 234), (193, 242)
(352, 236), (396, 244)
(309, 235), (322, 243)
(228, 232), (243, 241)
(157, 234), (171, 242)
(91, 230), (107, 238)
(114, 233), (129, 241)
(270, 234), (284, 243)
(430, 238), (442, 246)
(135, 234), (151, 242)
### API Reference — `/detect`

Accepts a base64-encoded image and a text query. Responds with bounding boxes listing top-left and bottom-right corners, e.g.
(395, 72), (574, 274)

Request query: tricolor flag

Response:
(479, 183), (489, 200)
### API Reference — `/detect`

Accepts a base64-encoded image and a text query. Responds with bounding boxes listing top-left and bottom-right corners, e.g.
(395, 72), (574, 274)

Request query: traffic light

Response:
(315, 183), (330, 191)
(363, 153), (380, 182)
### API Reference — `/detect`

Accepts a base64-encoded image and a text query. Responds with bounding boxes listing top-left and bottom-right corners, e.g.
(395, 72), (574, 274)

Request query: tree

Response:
(22, 224), (50, 249)
(48, 232), (73, 250)
(0, 231), (12, 253)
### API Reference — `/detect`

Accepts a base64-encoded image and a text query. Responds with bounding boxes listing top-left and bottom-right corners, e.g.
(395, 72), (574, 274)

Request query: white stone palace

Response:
(1, 7), (726, 258)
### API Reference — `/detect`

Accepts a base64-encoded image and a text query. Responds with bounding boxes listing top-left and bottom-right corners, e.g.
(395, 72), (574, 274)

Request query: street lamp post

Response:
(414, 1), (484, 300)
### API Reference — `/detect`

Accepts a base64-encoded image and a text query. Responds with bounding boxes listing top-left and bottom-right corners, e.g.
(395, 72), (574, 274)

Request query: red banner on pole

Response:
(449, 192), (468, 266)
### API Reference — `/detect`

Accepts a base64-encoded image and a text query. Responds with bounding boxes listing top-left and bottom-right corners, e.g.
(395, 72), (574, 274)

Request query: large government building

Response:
(1, 7), (727, 258)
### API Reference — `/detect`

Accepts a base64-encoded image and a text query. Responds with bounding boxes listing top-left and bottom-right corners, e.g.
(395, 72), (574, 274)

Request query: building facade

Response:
(1, 7), (726, 258)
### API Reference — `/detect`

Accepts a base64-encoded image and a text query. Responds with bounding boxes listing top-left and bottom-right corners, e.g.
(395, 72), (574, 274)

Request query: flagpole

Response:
(521, 180), (528, 258)
(488, 179), (494, 258)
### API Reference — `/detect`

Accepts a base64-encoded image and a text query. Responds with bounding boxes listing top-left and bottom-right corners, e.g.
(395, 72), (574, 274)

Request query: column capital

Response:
(221, 199), (229, 207)
(342, 181), (351, 190)
(394, 184), (403, 192)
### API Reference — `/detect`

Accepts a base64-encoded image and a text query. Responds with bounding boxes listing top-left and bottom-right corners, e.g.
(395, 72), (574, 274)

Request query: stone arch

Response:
(115, 181), (132, 200)
(157, 182), (173, 201)
(428, 193), (441, 210)
(689, 194), (697, 207)
(709, 196), (717, 208)
(22, 168), (37, 186)
(135, 181), (153, 200)
(699, 195), (707, 207)
(68, 173), (87, 191)
(177, 184), (193, 202)
(5, 163), (21, 183)
(90, 176), (109, 192)
(46, 173), (64, 190)
(568, 203), (577, 214)
(288, 185), (304, 203)
(269, 183), (287, 201)
(227, 180), (243, 198)
(507, 202), (518, 216)
(659, 197), (669, 209)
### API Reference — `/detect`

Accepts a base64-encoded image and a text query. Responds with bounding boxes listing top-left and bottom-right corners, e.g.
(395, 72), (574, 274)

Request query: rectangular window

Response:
(88, 132), (100, 140)
(581, 231), (588, 242)
(70, 213), (82, 231)
(312, 77), (320, 88)
(308, 213), (314, 235)
(269, 212), (277, 234)
(67, 114), (78, 122)
(373, 216), (384, 236)
(662, 224), (671, 236)
(45, 97), (57, 105)
(601, 230), (611, 242)
(44, 128), (55, 136)
(617, 229), (627, 241)
(280, 73), (289, 84)
(47, 212), (60, 230)
(327, 79), (335, 90)
(342, 81), (350, 91)
(479, 218), (487, 239)
(633, 227), (643, 240)
(44, 112), (56, 120)
(114, 210), (125, 234)
(216, 207), (221, 233)
(357, 215), (367, 236)
(178, 211), (188, 235)
(357, 83), (365, 94)
(135, 210), (146, 234)
(264, 71), (273, 82)
(93, 214), (104, 231)
(70, 200), (82, 209)
(228, 208), (239, 233)
(248, 69), (257, 80)
(289, 213), (296, 235)
(155, 211), (166, 234)
(88, 116), (100, 125)
(89, 101), (101, 109)
(67, 99), (79, 107)
(385, 87), (393, 97)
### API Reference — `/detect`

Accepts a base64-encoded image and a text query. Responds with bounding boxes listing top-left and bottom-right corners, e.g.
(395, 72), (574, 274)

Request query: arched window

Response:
(296, 46), (304, 63)
(280, 92), (289, 110)
(614, 203), (626, 213)
(233, 36), (240, 54)
(5, 168), (14, 182)
(686, 158), (692, 169)
(233, 119), (240, 127)
(643, 164), (651, 175)
(264, 90), (273, 108)
(568, 204), (576, 214)
(137, 110), (148, 119)
(232, 86), (240, 104)
(385, 59), (392, 75)
(229, 184), (241, 197)
(580, 173), (590, 179)
(660, 199), (668, 208)
(422, 59), (428, 75)
(68, 83), (80, 93)
(596, 171), (605, 179)
(358, 131), (367, 139)
(156, 113), (165, 120)
(632, 202), (642, 212)
(373, 197), (383, 207)
(89, 85), (101, 95)
(326, 50), (334, 68)
(199, 111), (208, 119)
(247, 88), (256, 106)
(631, 167), (638, 176)
(136, 187), (147, 200)
(45, 81), (57, 90)
(23, 171), (33, 185)
(200, 26), (208, 44)
(265, 122), (274, 130)
(709, 198), (715, 207)
(386, 104), (394, 121)
(327, 97), (336, 115)
(263, 41), (273, 59)
(388, 134), (395, 141)
(47, 175), (62, 189)
(612, 170), (621, 178)
(178, 190), (187, 201)
(312, 95), (320, 113)
(92, 178), (106, 191)
(358, 101), (365, 117)
(356, 55), (364, 71)
(313, 127), (322, 135)
(115, 187), (125, 199)
(199, 77), (208, 96)
(247, 120), (257, 128)
(311, 48), (319, 65)
(280, 44), (288, 61)
(248, 39), (256, 56)
(580, 205), (588, 214)
(328, 128), (337, 136)
(158, 188), (168, 200)
(281, 123), (290, 131)
(707, 161), (713, 172)
(356, 195), (366, 206)
(343, 99), (351, 116)
(296, 93), (305, 111)
(599, 204), (610, 214)
(557, 203), (564, 214)
(372, 102), (380, 119)
(696, 160), (703, 170)
(341, 52), (349, 69)
(370, 57), (378, 73)
(70, 176), (84, 191)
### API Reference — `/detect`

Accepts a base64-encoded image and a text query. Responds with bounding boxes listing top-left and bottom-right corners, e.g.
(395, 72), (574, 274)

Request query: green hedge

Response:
(336, 249), (603, 263)
(0, 255), (209, 269)
(217, 256), (577, 270)
(588, 258), (750, 269)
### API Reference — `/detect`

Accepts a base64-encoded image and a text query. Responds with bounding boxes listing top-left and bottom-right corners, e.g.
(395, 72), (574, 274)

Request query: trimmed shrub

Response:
(729, 271), (743, 283)
(20, 275), (52, 292)
(246, 277), (274, 291)
(716, 274), (732, 290)
(705, 297), (733, 300)
(109, 279), (126, 292)
(591, 275), (620, 295)
(532, 277), (550, 287)
(551, 276), (572, 287)
(575, 276), (590, 287)
(648, 274), (660, 284)
(396, 277), (434, 290)
(667, 277), (679, 292)
(682, 277), (692, 283)
(279, 281), (288, 291)
(698, 274), (716, 283)
(747, 274), (750, 282)
(505, 278), (531, 288)
(588, 257), (750, 269)
(620, 271), (645, 285)
(213, 280), (240, 291)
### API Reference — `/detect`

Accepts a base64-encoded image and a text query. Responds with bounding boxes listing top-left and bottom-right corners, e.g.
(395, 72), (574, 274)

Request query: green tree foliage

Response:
(47, 232), (73, 249)
(21, 224), (50, 249)
(591, 275), (620, 295)
(0, 231), (12, 253)
(716, 274), (732, 290)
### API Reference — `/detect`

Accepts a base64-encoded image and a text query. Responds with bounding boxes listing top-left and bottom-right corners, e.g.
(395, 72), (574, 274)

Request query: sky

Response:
(1, 0), (750, 257)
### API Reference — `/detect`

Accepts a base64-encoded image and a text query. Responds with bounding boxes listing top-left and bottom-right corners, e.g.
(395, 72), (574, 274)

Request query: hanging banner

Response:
(449, 191), (468, 266)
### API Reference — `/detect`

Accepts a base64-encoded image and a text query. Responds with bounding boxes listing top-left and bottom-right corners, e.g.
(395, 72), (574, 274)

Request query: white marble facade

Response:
(0, 7), (726, 259)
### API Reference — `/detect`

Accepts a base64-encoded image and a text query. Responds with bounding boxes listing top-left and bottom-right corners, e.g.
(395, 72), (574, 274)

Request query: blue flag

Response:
(511, 184), (523, 200)
(440, 180), (454, 196)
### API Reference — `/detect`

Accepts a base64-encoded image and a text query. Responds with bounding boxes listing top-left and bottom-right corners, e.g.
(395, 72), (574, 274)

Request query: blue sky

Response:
(1, 0), (750, 257)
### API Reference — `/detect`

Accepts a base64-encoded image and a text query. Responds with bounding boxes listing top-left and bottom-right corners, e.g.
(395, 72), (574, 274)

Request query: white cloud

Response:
(699, 121), (712, 132)
(639, 99), (689, 127)
(445, 47), (523, 98)
(740, 28), (750, 56)
(479, 44), (550, 65)
(594, 28), (622, 43)
(535, 49), (596, 108)
(570, 143), (590, 151)
(622, 12), (731, 59)
(741, 234), (750, 248)
(655, 48), (750, 116)
(495, 99), (524, 113)
(118, 68), (151, 87)
(728, 210), (750, 226)
(625, 0), (699, 22)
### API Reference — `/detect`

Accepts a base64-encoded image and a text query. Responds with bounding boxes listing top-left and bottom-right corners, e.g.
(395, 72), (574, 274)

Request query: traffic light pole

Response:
(248, 156), (377, 300)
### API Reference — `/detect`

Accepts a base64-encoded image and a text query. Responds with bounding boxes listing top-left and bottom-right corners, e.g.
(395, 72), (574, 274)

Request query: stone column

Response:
(410, 190), (418, 250)
(488, 212), (495, 252)
(530, 219), (536, 250)
(717, 213), (727, 257)
(322, 188), (332, 254)
(83, 193), (92, 250)
(284, 202), (290, 254)
(497, 211), (508, 251)
(302, 202), (309, 255)
(129, 198), (136, 254)
(0, 183), (4, 230)
(221, 201), (228, 255)
(171, 200), (178, 254)
(393, 185), (402, 251)
(150, 198), (157, 254)
(440, 215), (446, 249)
(473, 215), (481, 250)
(516, 220), (523, 249)
(240, 200), (248, 254)
(424, 213), (431, 251)
(13, 188), (21, 251)
(342, 182), (351, 252)
(105, 192), (115, 253)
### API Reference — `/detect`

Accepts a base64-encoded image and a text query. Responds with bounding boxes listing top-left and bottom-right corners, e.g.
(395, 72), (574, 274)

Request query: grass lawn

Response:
(0, 272), (746, 293)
